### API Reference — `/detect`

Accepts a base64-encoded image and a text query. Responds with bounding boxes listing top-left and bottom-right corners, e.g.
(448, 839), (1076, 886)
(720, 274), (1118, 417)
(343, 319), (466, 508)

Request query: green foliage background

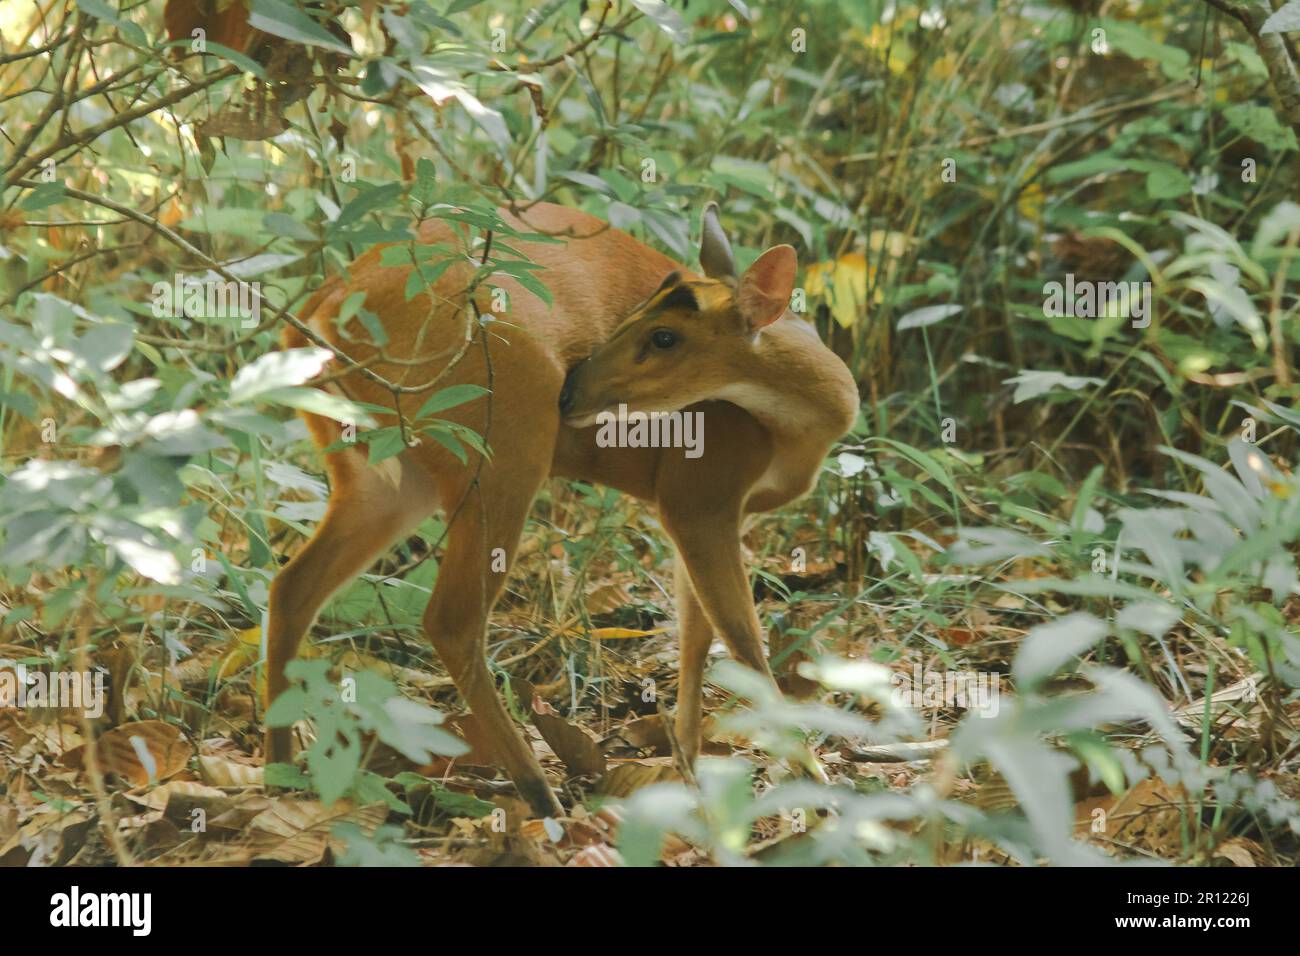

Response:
(1, 0), (1299, 865)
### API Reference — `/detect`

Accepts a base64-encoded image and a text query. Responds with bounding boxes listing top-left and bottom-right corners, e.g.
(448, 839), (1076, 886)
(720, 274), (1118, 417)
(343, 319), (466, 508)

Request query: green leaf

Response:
(265, 686), (310, 726)
(19, 183), (65, 211)
(425, 784), (494, 818)
(401, 256), (458, 301)
(1003, 370), (1104, 404)
(364, 426), (407, 465)
(308, 731), (362, 805)
(257, 386), (380, 427)
(410, 63), (511, 150)
(415, 384), (489, 418)
(229, 347), (332, 402)
(1098, 18), (1189, 80)
(867, 437), (961, 500)
(502, 266), (553, 307)
(200, 40), (267, 78)
(264, 762), (311, 789)
(558, 171), (615, 196)
(412, 157), (437, 207)
(897, 304), (961, 331)
(74, 324), (134, 373)
(423, 426), (467, 464)
(620, 783), (700, 867)
(1013, 612), (1108, 690)
(75, 0), (148, 44)
(1261, 1), (1300, 35)
(1071, 464), (1105, 534)
(263, 212), (316, 241)
(333, 182), (403, 229)
(248, 0), (354, 56)
(1144, 163), (1191, 200)
(630, 0), (690, 44)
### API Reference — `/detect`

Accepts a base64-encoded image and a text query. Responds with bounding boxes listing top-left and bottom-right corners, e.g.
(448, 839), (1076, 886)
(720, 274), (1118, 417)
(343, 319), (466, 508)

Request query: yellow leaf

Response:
(931, 53), (957, 80)
(562, 625), (669, 641)
(865, 24), (914, 74)
(820, 253), (868, 328)
(216, 626), (263, 682)
(866, 230), (909, 259)
(1018, 180), (1044, 224)
(217, 626), (317, 708)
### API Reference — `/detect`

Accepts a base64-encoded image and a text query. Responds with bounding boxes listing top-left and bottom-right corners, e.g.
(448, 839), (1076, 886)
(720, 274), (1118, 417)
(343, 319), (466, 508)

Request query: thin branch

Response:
(1200, 0), (1300, 136)
(844, 85), (1195, 163)
(10, 177), (409, 393)
(2, 63), (240, 187)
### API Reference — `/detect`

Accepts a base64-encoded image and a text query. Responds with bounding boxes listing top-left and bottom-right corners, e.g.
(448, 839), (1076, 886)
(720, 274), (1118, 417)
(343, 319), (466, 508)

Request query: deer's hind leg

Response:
(420, 421), (563, 817)
(265, 446), (439, 764)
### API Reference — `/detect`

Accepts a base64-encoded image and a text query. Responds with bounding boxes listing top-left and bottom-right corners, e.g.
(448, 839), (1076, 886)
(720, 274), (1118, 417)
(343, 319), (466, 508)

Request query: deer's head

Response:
(559, 203), (797, 427)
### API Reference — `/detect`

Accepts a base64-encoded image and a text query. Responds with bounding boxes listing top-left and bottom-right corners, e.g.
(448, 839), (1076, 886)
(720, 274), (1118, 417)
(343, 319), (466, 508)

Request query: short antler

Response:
(699, 201), (737, 279)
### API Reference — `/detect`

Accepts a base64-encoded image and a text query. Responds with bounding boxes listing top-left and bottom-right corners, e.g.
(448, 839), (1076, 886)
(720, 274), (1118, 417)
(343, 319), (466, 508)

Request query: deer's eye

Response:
(651, 329), (677, 350)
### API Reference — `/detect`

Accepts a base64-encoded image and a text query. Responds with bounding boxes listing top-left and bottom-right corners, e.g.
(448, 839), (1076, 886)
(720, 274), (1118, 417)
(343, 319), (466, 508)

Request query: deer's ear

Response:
(736, 245), (796, 333)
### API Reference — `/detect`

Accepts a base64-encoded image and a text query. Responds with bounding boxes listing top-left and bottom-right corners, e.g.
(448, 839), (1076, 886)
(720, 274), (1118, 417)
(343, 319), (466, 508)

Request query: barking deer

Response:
(266, 201), (859, 816)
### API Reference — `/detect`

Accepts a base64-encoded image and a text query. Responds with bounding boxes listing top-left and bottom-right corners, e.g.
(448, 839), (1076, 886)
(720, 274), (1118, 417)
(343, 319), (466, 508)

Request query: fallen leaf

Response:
(612, 714), (670, 755)
(568, 844), (623, 866)
(248, 799), (388, 864)
(64, 720), (189, 787)
(199, 753), (264, 788)
(132, 779), (227, 812)
(1213, 838), (1260, 867)
(530, 711), (605, 777)
(596, 759), (681, 798)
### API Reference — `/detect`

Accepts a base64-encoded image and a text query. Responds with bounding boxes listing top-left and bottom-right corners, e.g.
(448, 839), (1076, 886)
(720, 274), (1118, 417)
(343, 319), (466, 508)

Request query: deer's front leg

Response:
(655, 406), (826, 780)
(672, 553), (712, 766)
(655, 405), (774, 759)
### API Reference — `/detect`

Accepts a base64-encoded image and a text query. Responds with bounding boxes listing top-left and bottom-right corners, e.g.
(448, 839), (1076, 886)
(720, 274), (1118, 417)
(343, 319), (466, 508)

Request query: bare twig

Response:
(3, 64), (240, 186)
(844, 86), (1195, 164)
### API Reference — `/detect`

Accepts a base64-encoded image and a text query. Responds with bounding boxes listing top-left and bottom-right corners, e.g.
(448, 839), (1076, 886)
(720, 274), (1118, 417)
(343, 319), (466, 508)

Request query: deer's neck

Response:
(713, 318), (859, 450)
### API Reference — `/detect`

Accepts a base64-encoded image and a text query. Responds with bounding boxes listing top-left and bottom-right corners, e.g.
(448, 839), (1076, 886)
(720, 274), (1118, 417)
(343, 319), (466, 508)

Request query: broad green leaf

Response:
(897, 304), (961, 330)
(630, 0), (690, 44)
(229, 348), (332, 402)
(1013, 612), (1108, 690)
(415, 384), (489, 418)
(249, 0), (354, 56)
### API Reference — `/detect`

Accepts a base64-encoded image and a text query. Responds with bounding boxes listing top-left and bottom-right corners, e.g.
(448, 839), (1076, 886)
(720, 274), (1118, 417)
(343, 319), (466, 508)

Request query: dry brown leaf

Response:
(131, 779), (227, 811)
(613, 714), (670, 755)
(1213, 838), (1260, 867)
(13, 721), (84, 760)
(1077, 777), (1188, 855)
(248, 799), (388, 864)
(584, 581), (633, 615)
(568, 844), (623, 866)
(938, 627), (981, 646)
(335, 649), (444, 691)
(198, 753), (264, 788)
(418, 713), (503, 775)
(596, 759), (681, 798)
(530, 710), (605, 777)
(509, 677), (604, 776)
(0, 809), (93, 867)
(206, 793), (273, 833)
(0, 804), (18, 846)
(64, 720), (189, 787)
